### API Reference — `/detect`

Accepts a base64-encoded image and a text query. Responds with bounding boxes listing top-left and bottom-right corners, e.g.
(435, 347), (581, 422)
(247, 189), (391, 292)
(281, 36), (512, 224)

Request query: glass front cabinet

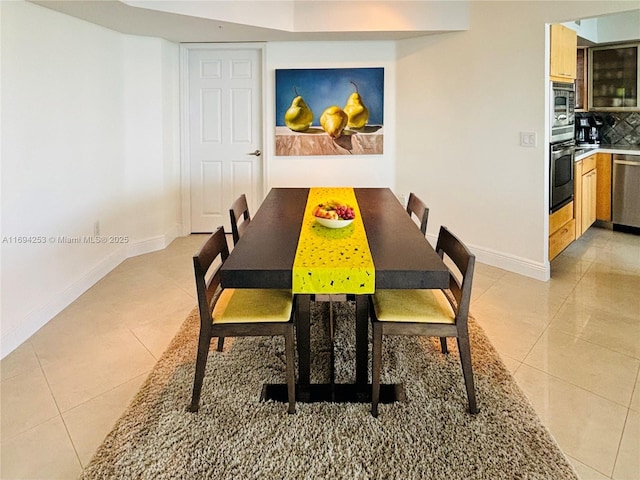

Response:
(589, 44), (639, 110)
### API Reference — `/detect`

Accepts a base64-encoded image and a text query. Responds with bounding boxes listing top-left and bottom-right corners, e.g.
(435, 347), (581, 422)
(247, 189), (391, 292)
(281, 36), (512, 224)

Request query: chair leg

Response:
(189, 322), (213, 412)
(284, 327), (296, 414)
(457, 333), (479, 414)
(371, 322), (383, 417)
(216, 337), (225, 352)
(440, 337), (448, 354)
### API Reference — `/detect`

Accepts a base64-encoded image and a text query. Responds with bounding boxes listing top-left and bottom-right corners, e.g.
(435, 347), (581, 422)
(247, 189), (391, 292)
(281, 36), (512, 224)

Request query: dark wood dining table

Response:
(220, 187), (449, 402)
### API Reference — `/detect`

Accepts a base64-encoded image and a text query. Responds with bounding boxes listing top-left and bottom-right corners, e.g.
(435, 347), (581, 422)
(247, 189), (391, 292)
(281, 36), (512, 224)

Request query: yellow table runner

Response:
(293, 187), (375, 294)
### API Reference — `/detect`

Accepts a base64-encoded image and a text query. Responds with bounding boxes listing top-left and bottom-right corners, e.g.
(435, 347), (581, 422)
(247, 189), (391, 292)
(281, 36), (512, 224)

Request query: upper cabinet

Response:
(550, 24), (577, 82)
(589, 44), (639, 111)
(575, 47), (588, 111)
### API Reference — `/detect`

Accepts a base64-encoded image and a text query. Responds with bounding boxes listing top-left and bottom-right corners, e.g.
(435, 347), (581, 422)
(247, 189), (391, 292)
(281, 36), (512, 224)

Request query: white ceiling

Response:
(30, 0), (470, 42)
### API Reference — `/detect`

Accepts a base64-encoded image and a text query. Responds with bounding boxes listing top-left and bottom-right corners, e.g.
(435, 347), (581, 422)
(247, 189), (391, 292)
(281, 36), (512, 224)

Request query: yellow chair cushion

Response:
(372, 289), (455, 324)
(213, 289), (293, 324)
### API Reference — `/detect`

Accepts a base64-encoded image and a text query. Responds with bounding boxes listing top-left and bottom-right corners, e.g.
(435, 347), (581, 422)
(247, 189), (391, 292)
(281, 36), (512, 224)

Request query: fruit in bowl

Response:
(313, 201), (355, 228)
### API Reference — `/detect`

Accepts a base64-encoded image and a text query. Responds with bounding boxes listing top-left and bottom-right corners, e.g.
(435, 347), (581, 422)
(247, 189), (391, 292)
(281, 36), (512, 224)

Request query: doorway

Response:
(181, 44), (264, 233)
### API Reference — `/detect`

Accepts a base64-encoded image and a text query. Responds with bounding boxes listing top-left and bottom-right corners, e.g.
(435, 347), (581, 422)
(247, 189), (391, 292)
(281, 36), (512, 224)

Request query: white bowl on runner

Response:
(314, 217), (354, 229)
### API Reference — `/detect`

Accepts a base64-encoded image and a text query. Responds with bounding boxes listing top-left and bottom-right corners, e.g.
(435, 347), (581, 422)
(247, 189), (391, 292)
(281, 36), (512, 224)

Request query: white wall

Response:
(0, 1), (181, 358)
(264, 41), (396, 189)
(395, 0), (636, 280)
(123, 35), (182, 256)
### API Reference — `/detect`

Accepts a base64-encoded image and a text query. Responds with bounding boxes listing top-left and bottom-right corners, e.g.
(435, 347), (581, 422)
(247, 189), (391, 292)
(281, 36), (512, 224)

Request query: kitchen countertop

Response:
(575, 145), (640, 161)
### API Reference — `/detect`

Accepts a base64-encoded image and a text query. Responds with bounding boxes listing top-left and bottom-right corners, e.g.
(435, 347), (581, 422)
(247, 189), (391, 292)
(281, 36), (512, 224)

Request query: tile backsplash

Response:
(600, 112), (640, 147)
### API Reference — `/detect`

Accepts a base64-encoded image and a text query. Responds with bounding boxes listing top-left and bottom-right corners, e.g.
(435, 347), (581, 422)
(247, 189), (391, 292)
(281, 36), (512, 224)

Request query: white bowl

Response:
(314, 217), (354, 229)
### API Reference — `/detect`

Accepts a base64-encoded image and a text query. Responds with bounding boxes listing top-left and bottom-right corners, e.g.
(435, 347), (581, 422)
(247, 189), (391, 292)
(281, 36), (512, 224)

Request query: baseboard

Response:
(126, 225), (181, 258)
(426, 234), (550, 282)
(0, 247), (127, 359)
(1, 224), (183, 360)
(474, 245), (549, 281)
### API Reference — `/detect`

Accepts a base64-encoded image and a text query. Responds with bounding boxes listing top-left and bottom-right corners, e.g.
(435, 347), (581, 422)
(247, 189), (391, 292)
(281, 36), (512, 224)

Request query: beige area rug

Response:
(81, 301), (578, 479)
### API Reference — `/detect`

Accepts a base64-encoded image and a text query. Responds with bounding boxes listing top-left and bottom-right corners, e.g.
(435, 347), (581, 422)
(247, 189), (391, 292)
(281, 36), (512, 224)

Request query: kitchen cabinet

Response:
(550, 24), (577, 82)
(574, 154), (597, 238)
(549, 201), (575, 260)
(575, 47), (588, 110)
(596, 153), (612, 221)
(574, 160), (583, 237)
(574, 152), (616, 231)
(582, 167), (597, 234)
(590, 43), (639, 110)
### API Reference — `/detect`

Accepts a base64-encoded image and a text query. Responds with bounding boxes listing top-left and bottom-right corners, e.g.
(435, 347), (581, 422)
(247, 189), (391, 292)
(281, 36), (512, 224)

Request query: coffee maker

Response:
(576, 113), (603, 146)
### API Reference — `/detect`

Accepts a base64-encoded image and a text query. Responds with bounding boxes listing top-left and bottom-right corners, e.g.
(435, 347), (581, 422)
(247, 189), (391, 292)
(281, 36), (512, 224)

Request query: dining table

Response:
(219, 187), (450, 403)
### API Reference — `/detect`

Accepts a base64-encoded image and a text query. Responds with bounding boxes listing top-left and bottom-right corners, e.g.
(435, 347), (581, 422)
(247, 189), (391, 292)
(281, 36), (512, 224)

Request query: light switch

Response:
(520, 131), (537, 147)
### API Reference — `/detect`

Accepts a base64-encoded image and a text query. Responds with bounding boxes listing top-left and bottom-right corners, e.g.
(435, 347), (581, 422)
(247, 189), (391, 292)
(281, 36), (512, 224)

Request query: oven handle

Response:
(551, 141), (575, 153)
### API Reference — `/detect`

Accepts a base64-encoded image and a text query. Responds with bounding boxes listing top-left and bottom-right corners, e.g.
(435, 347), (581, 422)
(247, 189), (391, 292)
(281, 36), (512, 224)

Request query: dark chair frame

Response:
(222, 193), (252, 349)
(406, 192), (429, 235)
(229, 194), (251, 246)
(370, 225), (478, 417)
(189, 226), (296, 414)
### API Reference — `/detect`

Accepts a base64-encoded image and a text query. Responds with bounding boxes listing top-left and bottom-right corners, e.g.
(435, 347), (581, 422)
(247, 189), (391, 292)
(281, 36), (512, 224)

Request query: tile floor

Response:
(1, 228), (639, 479)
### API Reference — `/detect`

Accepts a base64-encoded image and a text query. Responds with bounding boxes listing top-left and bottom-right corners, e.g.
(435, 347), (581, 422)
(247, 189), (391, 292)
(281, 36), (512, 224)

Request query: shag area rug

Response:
(81, 301), (577, 480)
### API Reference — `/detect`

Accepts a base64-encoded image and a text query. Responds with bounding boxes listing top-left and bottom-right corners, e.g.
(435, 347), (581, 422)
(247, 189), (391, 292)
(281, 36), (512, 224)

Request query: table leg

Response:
(261, 293), (403, 404)
(296, 294), (311, 400)
(355, 294), (369, 387)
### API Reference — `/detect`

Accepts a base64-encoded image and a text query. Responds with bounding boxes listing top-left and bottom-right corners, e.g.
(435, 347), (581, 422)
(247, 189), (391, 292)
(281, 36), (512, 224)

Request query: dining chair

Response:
(222, 193), (252, 350)
(188, 226), (296, 414)
(369, 225), (478, 417)
(229, 194), (251, 246)
(406, 192), (429, 235)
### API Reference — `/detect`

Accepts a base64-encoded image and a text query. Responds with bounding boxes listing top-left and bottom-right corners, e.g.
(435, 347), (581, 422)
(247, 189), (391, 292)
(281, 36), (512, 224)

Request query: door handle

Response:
(247, 149), (262, 157)
(614, 160), (640, 166)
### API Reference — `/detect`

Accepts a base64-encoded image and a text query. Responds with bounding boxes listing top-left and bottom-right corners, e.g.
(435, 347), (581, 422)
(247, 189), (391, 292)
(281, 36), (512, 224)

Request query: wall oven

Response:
(550, 82), (575, 143)
(550, 139), (575, 213)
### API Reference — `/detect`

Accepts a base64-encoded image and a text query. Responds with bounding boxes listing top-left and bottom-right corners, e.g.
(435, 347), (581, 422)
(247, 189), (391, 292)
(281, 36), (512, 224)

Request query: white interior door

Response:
(185, 46), (262, 233)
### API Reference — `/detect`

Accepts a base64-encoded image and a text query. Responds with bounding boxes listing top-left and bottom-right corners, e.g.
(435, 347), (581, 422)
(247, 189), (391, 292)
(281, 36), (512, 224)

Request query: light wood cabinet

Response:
(574, 160), (583, 237)
(549, 201), (575, 260)
(550, 24), (577, 82)
(574, 154), (597, 238)
(596, 153), (612, 221)
(581, 169), (597, 235)
(559, 152), (612, 254)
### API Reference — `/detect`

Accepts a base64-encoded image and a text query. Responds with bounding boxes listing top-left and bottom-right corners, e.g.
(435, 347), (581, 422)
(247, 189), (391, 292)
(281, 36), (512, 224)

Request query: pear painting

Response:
(320, 106), (348, 139)
(275, 67), (383, 156)
(284, 87), (314, 132)
(344, 81), (369, 129)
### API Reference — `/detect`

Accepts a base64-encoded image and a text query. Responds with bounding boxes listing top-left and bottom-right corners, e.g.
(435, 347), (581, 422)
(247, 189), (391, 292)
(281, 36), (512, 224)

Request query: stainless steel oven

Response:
(550, 139), (575, 213)
(550, 82), (575, 143)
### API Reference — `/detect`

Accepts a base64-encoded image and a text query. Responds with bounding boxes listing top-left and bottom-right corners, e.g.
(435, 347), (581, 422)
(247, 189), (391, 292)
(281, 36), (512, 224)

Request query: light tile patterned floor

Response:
(1, 229), (638, 479)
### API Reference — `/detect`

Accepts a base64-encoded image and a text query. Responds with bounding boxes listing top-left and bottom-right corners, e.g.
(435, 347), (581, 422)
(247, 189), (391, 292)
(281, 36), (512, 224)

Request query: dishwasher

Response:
(613, 154), (640, 229)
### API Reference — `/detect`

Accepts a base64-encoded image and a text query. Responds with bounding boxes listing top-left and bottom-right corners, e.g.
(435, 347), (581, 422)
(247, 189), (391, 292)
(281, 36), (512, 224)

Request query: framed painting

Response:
(275, 67), (384, 156)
